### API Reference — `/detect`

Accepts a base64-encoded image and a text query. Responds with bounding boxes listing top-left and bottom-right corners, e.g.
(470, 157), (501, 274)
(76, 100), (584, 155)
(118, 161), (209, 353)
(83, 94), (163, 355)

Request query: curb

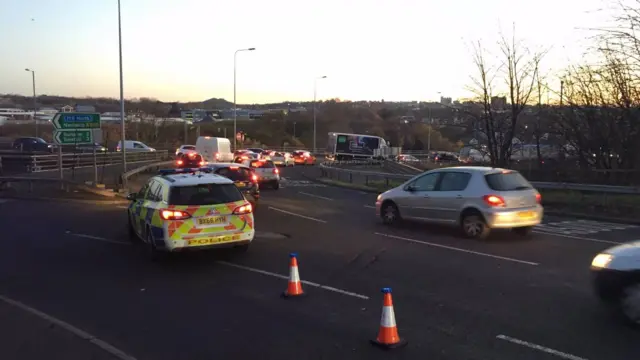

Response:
(306, 174), (640, 225)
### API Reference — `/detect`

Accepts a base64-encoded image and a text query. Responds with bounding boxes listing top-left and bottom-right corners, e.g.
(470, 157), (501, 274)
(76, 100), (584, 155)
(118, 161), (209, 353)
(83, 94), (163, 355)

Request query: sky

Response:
(0, 0), (619, 104)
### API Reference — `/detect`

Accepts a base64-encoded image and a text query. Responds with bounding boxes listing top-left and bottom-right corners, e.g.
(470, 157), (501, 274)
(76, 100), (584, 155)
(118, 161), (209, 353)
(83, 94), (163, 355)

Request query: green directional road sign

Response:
(53, 129), (93, 144)
(52, 112), (101, 129)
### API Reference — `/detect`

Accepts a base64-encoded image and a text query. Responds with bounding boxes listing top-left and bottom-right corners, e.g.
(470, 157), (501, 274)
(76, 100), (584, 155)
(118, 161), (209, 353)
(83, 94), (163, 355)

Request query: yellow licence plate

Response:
(187, 234), (241, 246)
(197, 216), (227, 226)
(236, 182), (246, 188)
(517, 211), (536, 219)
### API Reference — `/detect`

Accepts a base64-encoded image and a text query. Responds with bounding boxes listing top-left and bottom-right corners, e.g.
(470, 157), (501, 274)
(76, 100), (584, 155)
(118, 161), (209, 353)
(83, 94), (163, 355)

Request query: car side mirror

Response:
(126, 193), (137, 201)
(405, 185), (416, 192)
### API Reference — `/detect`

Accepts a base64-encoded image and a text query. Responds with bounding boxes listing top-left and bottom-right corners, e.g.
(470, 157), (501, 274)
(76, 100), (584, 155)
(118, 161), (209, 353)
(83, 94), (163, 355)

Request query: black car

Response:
(176, 153), (205, 168)
(12, 137), (54, 153)
(206, 163), (260, 206)
(591, 241), (640, 327)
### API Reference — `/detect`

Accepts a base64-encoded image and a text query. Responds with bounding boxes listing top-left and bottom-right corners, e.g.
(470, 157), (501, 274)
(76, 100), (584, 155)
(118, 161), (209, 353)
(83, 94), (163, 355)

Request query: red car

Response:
(292, 150), (316, 165)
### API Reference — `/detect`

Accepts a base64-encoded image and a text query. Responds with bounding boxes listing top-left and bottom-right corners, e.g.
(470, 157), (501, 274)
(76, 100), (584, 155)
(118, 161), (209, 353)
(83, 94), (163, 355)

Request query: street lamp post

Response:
(233, 47), (255, 150)
(313, 76), (327, 152)
(24, 68), (37, 137)
(117, 0), (126, 172)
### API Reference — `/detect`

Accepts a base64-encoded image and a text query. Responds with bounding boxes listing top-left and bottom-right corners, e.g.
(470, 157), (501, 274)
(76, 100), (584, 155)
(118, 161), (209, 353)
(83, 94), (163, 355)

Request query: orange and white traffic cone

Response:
(371, 287), (407, 349)
(282, 253), (305, 298)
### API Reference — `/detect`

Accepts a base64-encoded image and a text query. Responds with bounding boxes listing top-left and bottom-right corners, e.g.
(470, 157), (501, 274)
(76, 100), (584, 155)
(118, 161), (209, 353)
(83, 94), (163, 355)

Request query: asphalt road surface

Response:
(1, 165), (639, 360)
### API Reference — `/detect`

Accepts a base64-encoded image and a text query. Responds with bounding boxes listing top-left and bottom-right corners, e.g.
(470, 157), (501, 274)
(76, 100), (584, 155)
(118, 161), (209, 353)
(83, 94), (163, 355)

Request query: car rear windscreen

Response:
(183, 145), (196, 150)
(250, 160), (274, 168)
(215, 167), (252, 181)
(168, 184), (243, 205)
(485, 171), (532, 191)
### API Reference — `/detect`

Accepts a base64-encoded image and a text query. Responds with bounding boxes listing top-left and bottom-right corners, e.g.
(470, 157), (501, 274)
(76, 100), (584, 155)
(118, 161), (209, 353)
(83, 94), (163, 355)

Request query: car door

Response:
(130, 181), (151, 236)
(139, 181), (162, 238)
(397, 172), (441, 220)
(427, 171), (472, 223)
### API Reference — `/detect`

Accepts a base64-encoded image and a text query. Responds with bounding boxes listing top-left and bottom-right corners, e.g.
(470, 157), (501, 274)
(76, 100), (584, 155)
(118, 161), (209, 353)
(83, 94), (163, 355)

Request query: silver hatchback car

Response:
(375, 166), (543, 239)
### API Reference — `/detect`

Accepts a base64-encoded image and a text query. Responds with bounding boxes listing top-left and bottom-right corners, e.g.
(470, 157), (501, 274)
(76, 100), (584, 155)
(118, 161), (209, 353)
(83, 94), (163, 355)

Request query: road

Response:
(1, 165), (639, 360)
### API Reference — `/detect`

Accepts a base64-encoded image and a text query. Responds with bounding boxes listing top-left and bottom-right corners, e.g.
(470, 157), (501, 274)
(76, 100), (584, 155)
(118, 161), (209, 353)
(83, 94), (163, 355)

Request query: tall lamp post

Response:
(313, 75), (327, 152)
(233, 47), (255, 150)
(117, 0), (126, 172)
(24, 68), (37, 137)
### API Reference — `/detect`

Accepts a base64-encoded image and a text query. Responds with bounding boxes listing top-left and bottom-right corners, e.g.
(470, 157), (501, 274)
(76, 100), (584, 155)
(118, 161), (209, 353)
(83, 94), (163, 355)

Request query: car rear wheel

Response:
(620, 284), (640, 327)
(461, 214), (490, 240)
(272, 181), (280, 190)
(381, 202), (400, 225)
(145, 227), (164, 262)
(512, 226), (534, 237)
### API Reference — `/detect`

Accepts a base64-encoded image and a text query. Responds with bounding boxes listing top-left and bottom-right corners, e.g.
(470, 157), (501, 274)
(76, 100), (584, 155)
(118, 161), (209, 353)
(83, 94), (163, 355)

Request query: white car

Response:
(270, 151), (295, 167)
(247, 159), (281, 190)
(175, 144), (197, 157)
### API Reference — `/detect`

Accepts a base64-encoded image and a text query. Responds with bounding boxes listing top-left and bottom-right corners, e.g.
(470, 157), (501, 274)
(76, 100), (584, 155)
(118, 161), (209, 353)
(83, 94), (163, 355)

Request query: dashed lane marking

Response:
(374, 232), (539, 266)
(268, 206), (328, 223)
(363, 205), (376, 209)
(496, 334), (589, 360)
(298, 192), (334, 201)
(0, 294), (138, 360)
(217, 261), (369, 300)
(66, 232), (132, 246)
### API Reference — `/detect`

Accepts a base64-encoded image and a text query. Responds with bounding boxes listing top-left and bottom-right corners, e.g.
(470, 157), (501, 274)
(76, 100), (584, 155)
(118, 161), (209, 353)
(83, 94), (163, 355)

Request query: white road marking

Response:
(217, 261), (369, 300)
(374, 232), (539, 266)
(67, 232), (131, 246)
(268, 206), (327, 223)
(0, 294), (138, 360)
(532, 230), (622, 244)
(363, 205), (376, 209)
(298, 192), (334, 201)
(496, 334), (588, 360)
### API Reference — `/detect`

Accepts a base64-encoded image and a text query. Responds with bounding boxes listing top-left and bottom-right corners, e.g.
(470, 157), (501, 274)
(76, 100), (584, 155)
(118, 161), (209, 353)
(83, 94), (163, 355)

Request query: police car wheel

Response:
(272, 181), (280, 190)
(620, 283), (640, 327)
(145, 228), (162, 261)
(235, 244), (250, 253)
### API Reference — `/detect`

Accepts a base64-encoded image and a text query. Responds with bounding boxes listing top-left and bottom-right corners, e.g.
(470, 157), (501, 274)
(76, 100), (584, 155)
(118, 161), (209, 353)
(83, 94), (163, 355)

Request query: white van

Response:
(195, 136), (234, 163)
(116, 140), (156, 152)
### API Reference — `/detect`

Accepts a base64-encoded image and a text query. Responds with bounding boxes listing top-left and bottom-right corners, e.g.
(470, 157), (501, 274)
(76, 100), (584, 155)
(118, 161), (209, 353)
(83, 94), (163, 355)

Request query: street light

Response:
(233, 47), (255, 150)
(24, 68), (37, 137)
(117, 0), (126, 172)
(313, 75), (327, 152)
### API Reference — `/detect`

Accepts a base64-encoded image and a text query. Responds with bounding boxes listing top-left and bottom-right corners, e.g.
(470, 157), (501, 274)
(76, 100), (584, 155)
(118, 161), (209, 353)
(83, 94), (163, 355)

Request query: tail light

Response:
(160, 209), (191, 220)
(233, 203), (253, 215)
(176, 160), (184, 165)
(199, 161), (205, 166)
(273, 168), (279, 174)
(252, 174), (258, 182)
(483, 195), (505, 207)
(535, 193), (542, 204)
(215, 152), (220, 160)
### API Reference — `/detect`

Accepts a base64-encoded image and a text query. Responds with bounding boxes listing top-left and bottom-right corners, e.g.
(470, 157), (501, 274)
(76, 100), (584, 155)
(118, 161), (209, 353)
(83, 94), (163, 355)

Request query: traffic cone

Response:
(282, 253), (305, 298)
(371, 287), (407, 349)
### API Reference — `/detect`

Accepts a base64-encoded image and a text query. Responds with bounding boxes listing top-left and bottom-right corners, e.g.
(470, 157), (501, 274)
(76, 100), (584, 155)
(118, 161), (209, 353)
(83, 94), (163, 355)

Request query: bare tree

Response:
(467, 28), (544, 167)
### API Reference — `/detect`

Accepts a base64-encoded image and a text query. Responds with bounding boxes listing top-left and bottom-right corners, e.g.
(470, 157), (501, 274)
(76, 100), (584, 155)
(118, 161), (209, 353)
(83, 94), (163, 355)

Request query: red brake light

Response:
(215, 152), (220, 159)
(188, 153), (195, 158)
(535, 193), (542, 204)
(199, 161), (205, 166)
(483, 195), (505, 207)
(160, 209), (191, 220)
(252, 174), (258, 182)
(273, 168), (279, 174)
(176, 160), (183, 165)
(233, 203), (253, 215)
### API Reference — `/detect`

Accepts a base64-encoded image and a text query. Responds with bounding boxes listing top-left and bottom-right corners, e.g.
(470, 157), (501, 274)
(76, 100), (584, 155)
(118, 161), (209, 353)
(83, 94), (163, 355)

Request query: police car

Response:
(126, 168), (255, 259)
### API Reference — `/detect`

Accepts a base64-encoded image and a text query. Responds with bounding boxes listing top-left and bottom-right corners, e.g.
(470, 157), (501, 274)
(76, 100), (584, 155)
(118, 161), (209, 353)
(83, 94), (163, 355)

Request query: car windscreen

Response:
(250, 160), (275, 168)
(182, 145), (196, 150)
(215, 167), (253, 181)
(168, 184), (243, 205)
(484, 171), (533, 191)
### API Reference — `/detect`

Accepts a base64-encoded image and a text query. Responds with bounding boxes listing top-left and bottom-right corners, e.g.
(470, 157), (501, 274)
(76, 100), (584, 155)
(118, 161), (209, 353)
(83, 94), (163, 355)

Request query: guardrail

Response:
(0, 150), (168, 173)
(318, 163), (640, 195)
(120, 160), (175, 192)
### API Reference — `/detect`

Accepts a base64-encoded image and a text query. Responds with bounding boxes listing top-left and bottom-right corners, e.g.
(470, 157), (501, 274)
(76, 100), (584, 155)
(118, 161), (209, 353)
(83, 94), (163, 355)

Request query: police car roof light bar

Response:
(158, 167), (212, 176)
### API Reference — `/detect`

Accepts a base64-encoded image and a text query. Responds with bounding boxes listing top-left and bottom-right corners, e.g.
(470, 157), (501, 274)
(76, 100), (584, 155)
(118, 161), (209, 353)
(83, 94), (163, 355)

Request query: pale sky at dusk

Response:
(0, 0), (616, 104)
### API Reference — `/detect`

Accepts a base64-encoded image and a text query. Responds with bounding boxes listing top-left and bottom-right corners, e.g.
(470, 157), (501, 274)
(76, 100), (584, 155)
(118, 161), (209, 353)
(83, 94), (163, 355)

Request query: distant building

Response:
(440, 96), (452, 105)
(491, 96), (507, 110)
(60, 105), (74, 112)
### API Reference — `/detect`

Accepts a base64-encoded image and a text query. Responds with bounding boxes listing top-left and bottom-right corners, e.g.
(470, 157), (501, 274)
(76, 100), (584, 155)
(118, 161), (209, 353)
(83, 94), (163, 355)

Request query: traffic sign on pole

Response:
(52, 112), (101, 129)
(54, 129), (93, 144)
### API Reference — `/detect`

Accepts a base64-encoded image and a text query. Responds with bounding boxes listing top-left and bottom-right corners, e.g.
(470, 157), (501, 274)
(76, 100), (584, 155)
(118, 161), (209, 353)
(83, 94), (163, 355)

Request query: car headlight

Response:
(591, 253), (613, 268)
(377, 194), (382, 201)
